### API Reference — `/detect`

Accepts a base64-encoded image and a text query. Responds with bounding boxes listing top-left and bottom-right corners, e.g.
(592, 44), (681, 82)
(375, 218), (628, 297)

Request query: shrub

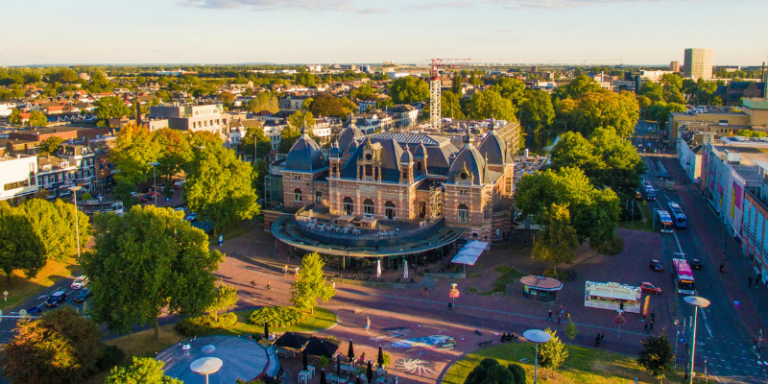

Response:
(482, 365), (515, 384)
(382, 352), (392, 368)
(249, 306), (305, 328)
(542, 269), (577, 282)
(175, 313), (238, 336)
(589, 236), (625, 255)
(465, 365), (488, 384)
(507, 364), (526, 384)
(96, 345), (126, 371)
(479, 358), (500, 369)
(466, 287), (479, 294)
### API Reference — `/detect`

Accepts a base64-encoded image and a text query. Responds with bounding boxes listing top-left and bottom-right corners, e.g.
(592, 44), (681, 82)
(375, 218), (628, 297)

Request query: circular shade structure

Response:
(684, 296), (711, 308)
(523, 329), (551, 344)
(156, 336), (281, 384)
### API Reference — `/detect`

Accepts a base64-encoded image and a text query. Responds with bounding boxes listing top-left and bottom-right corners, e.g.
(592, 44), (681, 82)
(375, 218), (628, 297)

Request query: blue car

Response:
(26, 305), (43, 316)
(74, 288), (92, 303)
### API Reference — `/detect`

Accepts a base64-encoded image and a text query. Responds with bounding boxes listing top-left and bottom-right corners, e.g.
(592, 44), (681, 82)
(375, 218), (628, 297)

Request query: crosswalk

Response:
(695, 339), (768, 382)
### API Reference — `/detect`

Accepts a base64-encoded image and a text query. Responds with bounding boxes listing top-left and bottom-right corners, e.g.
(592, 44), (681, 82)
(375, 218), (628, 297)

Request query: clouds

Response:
(358, 7), (389, 13)
(181, 0), (356, 11)
(488, 0), (721, 10)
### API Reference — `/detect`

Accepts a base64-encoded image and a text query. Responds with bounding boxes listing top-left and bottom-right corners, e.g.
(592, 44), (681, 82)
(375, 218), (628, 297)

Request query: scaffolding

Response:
(428, 185), (442, 223)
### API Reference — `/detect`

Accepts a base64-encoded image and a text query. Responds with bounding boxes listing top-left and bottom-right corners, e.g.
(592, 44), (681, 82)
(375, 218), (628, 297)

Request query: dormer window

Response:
(60, 161), (69, 168)
(42, 164), (52, 171)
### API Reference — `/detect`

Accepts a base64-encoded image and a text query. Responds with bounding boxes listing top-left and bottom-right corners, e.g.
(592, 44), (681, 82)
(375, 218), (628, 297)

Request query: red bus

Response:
(672, 259), (696, 295)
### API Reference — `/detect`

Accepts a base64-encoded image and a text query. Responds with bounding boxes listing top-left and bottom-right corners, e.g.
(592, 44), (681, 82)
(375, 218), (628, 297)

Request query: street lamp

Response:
(68, 186), (83, 260)
(3, 291), (7, 310)
(149, 162), (159, 207)
(684, 296), (711, 383)
(524, 329), (551, 384)
(190, 357), (223, 384)
(449, 283), (459, 310)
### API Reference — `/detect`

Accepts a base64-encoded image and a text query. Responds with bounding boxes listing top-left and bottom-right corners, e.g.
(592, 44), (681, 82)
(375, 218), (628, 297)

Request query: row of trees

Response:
(0, 199), (90, 284)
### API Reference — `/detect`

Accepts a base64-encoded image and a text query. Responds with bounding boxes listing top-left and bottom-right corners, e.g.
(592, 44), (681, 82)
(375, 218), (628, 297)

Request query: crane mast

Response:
(429, 58), (471, 131)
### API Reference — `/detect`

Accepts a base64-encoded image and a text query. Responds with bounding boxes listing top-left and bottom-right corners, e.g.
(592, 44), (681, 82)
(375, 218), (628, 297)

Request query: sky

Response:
(1, 0), (766, 67)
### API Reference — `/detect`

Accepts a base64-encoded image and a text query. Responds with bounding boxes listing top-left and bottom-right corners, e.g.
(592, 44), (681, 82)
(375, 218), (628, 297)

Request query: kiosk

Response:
(584, 281), (642, 313)
(520, 275), (562, 302)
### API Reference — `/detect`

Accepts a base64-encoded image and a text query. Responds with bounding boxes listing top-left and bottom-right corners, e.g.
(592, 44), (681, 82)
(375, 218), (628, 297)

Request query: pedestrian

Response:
(650, 310), (656, 322)
(620, 302), (624, 311)
(557, 313), (561, 325)
(423, 286), (428, 297)
(594, 333), (601, 347)
(600, 332), (605, 345)
(644, 322), (649, 333)
(546, 310), (553, 322)
(283, 265), (288, 277)
(366, 317), (371, 332)
(649, 320), (655, 333)
(750, 276), (753, 288)
(331, 279), (336, 289)
(720, 264), (725, 274)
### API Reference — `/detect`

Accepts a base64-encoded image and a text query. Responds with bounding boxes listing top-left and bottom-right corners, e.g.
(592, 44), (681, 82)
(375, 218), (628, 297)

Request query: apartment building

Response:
(0, 154), (38, 201)
(149, 103), (228, 136)
(684, 48), (714, 80)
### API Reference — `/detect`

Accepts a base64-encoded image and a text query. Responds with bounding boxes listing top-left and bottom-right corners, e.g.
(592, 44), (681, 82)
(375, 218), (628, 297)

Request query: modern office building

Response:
(684, 48), (714, 80)
(670, 61), (680, 72)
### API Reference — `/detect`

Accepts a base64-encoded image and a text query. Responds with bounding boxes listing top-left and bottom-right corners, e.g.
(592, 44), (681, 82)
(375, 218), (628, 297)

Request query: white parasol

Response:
(403, 261), (409, 280)
(376, 259), (382, 279)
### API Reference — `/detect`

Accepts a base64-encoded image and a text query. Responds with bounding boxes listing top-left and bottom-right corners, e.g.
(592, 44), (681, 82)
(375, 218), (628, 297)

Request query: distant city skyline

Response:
(1, 0), (765, 67)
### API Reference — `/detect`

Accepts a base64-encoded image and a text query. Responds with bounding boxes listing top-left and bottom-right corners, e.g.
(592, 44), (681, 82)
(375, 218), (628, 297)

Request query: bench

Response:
(478, 340), (493, 347)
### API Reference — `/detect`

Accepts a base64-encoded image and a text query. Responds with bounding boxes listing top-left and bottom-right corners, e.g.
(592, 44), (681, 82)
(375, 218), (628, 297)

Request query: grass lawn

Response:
(442, 341), (694, 384)
(216, 307), (338, 336)
(619, 200), (654, 233)
(2, 258), (79, 310)
(208, 223), (251, 247)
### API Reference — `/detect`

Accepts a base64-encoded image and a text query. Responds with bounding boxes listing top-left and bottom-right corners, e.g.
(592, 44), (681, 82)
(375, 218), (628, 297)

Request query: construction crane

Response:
(429, 58), (471, 131)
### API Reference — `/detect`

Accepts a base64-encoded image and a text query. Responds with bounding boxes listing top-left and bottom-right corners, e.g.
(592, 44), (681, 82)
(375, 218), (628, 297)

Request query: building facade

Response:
(0, 154), (38, 201)
(684, 48), (714, 80)
(149, 104), (228, 137)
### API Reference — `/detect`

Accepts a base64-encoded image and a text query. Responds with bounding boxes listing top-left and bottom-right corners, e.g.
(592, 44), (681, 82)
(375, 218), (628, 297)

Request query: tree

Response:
(207, 283), (238, 322)
(184, 145), (260, 238)
(466, 90), (517, 122)
(389, 77), (429, 104)
(310, 93), (350, 119)
(451, 74), (462, 96)
(247, 91), (279, 113)
(83, 205), (224, 339)
(295, 72), (316, 87)
(28, 111), (47, 127)
(565, 319), (579, 341)
(555, 98), (576, 120)
(152, 128), (193, 186)
(637, 334), (675, 383)
(18, 199), (73, 262)
(537, 328), (568, 379)
(637, 95), (653, 111)
(290, 252), (335, 314)
(570, 90), (639, 138)
(0, 206), (46, 285)
(534, 203), (579, 274)
(0, 307), (102, 384)
(104, 357), (182, 384)
(219, 91), (235, 104)
(38, 136), (64, 156)
(441, 91), (465, 119)
(8, 108), (21, 125)
(279, 122), (302, 153)
(519, 89), (555, 132)
(515, 167), (620, 243)
(187, 130), (222, 149)
(94, 96), (132, 122)
(52, 199), (91, 252)
(482, 365), (515, 384)
(240, 126), (273, 161)
(735, 129), (768, 138)
(492, 77), (526, 106)
(109, 123), (161, 186)
(588, 127), (646, 199)
(563, 74), (601, 99)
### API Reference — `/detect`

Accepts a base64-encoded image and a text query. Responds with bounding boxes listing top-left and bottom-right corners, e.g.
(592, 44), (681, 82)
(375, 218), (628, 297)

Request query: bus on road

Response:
(654, 209), (674, 233)
(672, 259), (696, 295)
(667, 201), (687, 229)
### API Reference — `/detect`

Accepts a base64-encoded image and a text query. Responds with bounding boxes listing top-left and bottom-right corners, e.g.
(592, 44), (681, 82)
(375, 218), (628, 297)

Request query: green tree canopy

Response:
(241, 126), (273, 161)
(491, 77), (527, 106)
(563, 74), (602, 99)
(206, 283), (239, 322)
(466, 90), (517, 122)
(0, 204), (46, 284)
(152, 128), (193, 185)
(104, 357), (182, 384)
(184, 145), (260, 237)
(735, 129), (768, 138)
(441, 90), (465, 119)
(38, 136), (64, 156)
(537, 328), (569, 378)
(515, 167), (620, 243)
(109, 123), (161, 186)
(83, 206), (224, 339)
(28, 111), (48, 127)
(637, 334), (675, 383)
(52, 199), (91, 253)
(247, 91), (280, 114)
(389, 77), (429, 104)
(451, 74), (462, 96)
(570, 90), (639, 138)
(295, 72), (316, 87)
(519, 89), (555, 132)
(0, 307), (102, 384)
(8, 109), (22, 125)
(534, 203), (580, 274)
(18, 198), (73, 262)
(94, 96), (132, 122)
(310, 93), (351, 119)
(290, 252), (335, 314)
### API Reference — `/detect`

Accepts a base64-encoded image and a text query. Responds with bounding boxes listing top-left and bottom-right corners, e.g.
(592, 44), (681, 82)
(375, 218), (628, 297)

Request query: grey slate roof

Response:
(285, 133), (325, 173)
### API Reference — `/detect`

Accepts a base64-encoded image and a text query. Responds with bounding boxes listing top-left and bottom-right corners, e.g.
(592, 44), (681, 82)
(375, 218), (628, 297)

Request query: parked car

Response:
(74, 288), (92, 303)
(130, 192), (138, 198)
(635, 190), (643, 200)
(71, 275), (88, 290)
(26, 305), (43, 316)
(690, 259), (703, 270)
(45, 290), (67, 307)
(640, 282), (662, 295)
(186, 212), (197, 222)
(649, 259), (663, 272)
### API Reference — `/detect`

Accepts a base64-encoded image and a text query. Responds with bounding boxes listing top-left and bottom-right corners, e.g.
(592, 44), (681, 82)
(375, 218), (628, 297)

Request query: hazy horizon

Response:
(1, 0), (765, 67)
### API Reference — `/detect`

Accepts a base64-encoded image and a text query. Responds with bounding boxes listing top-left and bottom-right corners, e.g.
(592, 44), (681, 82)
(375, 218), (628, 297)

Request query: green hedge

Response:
(249, 306), (305, 328)
(175, 313), (238, 336)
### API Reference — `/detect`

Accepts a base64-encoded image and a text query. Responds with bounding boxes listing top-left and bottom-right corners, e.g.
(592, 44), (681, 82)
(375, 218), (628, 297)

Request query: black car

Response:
(74, 288), (92, 303)
(691, 259), (703, 270)
(26, 305), (43, 316)
(45, 290), (67, 307)
(649, 259), (663, 272)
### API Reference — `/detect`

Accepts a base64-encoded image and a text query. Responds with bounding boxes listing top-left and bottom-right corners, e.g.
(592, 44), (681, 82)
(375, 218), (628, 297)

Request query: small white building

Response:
(0, 102), (15, 117)
(0, 154), (39, 201)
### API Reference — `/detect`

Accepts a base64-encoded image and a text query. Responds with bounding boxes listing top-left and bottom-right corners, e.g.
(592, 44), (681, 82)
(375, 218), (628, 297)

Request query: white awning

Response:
(588, 291), (638, 302)
(451, 241), (489, 266)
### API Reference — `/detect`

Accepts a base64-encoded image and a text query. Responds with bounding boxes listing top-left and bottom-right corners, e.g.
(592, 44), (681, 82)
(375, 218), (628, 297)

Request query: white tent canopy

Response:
(451, 241), (488, 266)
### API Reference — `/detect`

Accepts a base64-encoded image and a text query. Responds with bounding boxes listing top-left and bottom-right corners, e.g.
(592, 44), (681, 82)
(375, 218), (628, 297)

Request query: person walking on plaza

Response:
(366, 317), (371, 333)
(283, 265), (288, 277)
(649, 320), (655, 333)
(644, 322), (649, 333)
(600, 332), (605, 345)
(720, 264), (725, 274)
(650, 310), (656, 323)
(546, 310), (553, 322)
(594, 333), (601, 347)
(423, 286), (428, 297)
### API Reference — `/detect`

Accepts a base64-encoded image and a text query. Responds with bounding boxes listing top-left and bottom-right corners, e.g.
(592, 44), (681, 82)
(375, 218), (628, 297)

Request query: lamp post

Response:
(149, 162), (159, 207)
(68, 186), (83, 260)
(674, 319), (679, 369)
(684, 296), (711, 383)
(449, 283), (459, 310)
(3, 291), (7, 310)
(523, 329), (551, 384)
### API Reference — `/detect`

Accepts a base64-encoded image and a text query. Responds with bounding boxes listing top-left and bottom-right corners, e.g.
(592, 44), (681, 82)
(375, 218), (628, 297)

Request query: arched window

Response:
(294, 188), (302, 203)
(343, 197), (354, 215)
(385, 201), (396, 220)
(364, 199), (375, 216)
(458, 204), (468, 223)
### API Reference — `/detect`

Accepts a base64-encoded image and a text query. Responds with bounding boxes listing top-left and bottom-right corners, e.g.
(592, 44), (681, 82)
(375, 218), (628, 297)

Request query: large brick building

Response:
(272, 117), (514, 245)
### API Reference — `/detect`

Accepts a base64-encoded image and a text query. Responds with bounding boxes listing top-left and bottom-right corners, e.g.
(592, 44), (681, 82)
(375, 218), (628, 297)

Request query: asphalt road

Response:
(634, 123), (768, 383)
